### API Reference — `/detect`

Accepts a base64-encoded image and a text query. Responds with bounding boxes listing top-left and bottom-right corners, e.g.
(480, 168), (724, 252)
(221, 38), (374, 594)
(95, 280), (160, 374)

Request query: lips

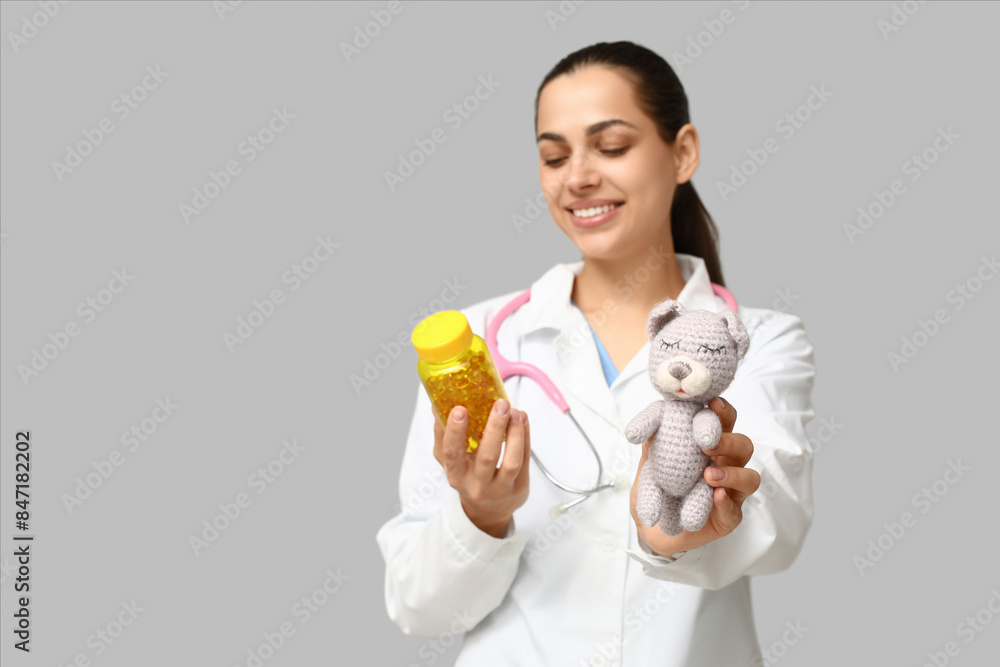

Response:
(566, 200), (624, 212)
(567, 202), (624, 228)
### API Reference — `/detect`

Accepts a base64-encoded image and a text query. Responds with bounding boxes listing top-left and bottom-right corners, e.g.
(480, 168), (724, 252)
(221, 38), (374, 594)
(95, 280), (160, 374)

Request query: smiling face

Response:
(535, 65), (699, 260)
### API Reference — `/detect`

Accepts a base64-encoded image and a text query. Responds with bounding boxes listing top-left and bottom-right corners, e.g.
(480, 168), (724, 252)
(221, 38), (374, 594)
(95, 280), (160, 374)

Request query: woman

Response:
(377, 41), (816, 666)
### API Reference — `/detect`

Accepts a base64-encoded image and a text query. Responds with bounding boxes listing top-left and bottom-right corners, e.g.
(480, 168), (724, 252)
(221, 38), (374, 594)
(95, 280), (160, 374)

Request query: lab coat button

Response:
(598, 533), (617, 552)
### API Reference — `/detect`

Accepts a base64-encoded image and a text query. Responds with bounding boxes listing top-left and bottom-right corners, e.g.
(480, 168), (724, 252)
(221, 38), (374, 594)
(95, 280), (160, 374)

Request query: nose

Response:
(669, 361), (691, 380)
(563, 151), (599, 190)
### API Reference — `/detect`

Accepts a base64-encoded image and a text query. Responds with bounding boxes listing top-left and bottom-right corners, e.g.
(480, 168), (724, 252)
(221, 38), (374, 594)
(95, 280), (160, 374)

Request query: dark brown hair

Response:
(534, 40), (726, 287)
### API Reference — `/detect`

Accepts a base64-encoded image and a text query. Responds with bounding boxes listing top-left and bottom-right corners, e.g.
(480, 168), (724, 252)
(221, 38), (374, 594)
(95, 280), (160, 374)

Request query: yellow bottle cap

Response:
(411, 311), (473, 363)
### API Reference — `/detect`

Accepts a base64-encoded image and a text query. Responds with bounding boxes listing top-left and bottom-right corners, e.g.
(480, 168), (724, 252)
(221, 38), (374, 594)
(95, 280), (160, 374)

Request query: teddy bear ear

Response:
(646, 298), (685, 340)
(720, 310), (750, 359)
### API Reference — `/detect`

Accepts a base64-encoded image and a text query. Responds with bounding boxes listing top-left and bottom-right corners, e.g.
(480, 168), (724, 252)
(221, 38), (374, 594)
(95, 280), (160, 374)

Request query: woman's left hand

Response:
(630, 396), (761, 555)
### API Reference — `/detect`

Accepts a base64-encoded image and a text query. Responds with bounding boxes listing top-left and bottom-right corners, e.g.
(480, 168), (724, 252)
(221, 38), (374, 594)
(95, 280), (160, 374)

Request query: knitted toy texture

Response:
(625, 299), (749, 536)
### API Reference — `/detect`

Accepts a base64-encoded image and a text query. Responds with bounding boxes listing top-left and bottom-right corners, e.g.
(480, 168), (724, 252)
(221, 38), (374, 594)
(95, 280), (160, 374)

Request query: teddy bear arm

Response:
(625, 401), (665, 444)
(692, 408), (722, 450)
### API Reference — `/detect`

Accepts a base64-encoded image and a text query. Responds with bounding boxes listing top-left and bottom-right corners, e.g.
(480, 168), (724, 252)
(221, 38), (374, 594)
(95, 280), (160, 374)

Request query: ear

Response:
(646, 299), (685, 340)
(720, 310), (749, 359)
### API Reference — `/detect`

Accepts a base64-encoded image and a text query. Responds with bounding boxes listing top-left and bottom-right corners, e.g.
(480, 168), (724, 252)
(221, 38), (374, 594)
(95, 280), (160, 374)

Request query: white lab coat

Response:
(376, 253), (817, 667)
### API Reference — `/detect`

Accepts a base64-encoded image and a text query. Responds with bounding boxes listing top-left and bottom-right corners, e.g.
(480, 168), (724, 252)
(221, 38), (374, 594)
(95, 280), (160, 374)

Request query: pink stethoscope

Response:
(485, 283), (738, 515)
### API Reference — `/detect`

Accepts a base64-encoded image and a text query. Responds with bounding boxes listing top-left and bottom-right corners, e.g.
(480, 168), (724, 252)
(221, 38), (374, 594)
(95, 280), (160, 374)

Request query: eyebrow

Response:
(536, 119), (638, 144)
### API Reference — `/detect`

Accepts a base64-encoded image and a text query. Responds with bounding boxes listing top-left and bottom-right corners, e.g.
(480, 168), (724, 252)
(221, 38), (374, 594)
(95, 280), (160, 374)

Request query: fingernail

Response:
(495, 399), (509, 416)
(707, 467), (725, 481)
(510, 409), (521, 424)
(452, 406), (466, 422)
(711, 397), (725, 410)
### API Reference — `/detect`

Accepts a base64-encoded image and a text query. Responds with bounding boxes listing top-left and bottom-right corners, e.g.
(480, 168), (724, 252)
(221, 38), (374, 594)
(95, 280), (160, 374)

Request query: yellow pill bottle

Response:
(411, 311), (509, 453)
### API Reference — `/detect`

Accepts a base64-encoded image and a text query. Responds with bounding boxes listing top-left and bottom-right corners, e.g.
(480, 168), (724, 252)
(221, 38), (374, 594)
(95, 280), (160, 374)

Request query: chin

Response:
(569, 230), (628, 257)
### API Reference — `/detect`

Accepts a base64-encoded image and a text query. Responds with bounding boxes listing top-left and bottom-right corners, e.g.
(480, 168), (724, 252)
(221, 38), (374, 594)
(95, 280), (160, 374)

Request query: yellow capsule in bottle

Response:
(411, 310), (509, 453)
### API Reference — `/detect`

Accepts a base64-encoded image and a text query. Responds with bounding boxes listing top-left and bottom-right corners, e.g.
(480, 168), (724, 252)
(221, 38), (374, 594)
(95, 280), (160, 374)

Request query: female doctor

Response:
(376, 41), (817, 666)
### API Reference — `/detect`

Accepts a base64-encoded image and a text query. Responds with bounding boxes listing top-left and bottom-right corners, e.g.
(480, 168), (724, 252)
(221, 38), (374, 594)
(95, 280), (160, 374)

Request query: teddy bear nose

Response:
(668, 361), (692, 380)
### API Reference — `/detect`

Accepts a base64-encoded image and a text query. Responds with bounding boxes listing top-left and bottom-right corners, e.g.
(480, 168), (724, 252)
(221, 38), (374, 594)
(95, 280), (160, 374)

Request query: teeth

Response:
(573, 203), (619, 218)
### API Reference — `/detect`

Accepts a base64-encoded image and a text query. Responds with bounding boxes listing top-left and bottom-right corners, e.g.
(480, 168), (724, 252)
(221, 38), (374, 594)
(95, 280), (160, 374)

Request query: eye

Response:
(542, 147), (628, 166)
(659, 340), (680, 350)
(698, 344), (725, 354)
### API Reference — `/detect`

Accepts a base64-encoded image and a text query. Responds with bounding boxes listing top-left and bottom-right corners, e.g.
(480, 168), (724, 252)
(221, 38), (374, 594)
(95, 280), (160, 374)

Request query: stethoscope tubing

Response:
(484, 283), (738, 516)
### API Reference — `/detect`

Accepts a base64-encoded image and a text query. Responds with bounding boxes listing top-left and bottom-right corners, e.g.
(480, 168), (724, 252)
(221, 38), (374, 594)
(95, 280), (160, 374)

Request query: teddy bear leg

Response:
(635, 463), (663, 528)
(679, 477), (714, 533)
(657, 495), (683, 536)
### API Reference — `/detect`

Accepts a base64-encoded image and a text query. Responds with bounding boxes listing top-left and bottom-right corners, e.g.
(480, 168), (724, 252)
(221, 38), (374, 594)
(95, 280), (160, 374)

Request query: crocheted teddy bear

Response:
(625, 298), (749, 536)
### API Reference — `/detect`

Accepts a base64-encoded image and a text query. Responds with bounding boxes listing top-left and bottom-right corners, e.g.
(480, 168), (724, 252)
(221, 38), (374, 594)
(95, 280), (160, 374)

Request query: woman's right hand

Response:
(432, 398), (531, 538)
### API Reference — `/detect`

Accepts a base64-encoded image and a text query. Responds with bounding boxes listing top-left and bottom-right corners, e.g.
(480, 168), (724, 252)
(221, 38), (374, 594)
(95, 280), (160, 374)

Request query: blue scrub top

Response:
(570, 300), (619, 386)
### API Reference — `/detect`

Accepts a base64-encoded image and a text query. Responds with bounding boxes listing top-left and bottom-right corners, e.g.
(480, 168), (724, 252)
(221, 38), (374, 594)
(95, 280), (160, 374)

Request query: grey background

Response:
(1, 1), (998, 665)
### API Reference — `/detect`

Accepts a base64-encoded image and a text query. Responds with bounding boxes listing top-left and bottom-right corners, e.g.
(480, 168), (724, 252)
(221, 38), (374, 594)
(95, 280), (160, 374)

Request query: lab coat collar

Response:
(511, 252), (721, 336)
(508, 252), (723, 431)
